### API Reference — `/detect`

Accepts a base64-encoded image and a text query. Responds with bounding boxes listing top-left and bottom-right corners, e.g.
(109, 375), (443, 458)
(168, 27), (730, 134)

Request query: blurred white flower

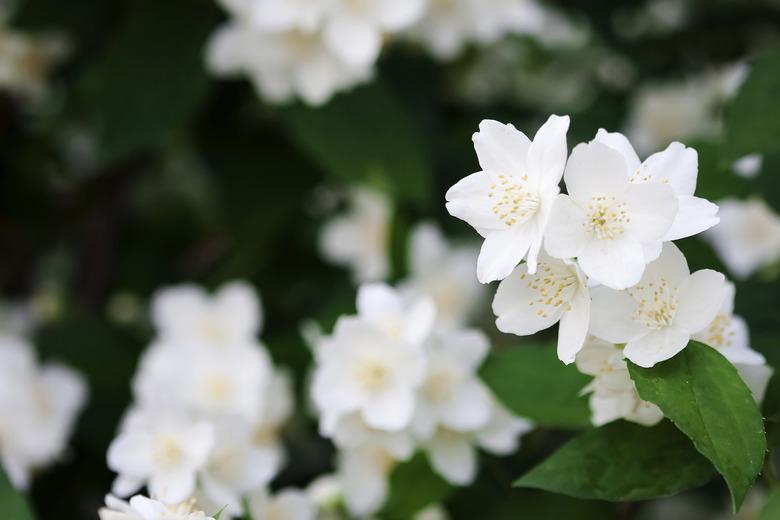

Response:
(412, 328), (493, 439)
(207, 22), (371, 106)
(624, 63), (748, 154)
(107, 408), (214, 504)
(492, 253), (589, 364)
(355, 283), (436, 345)
(692, 281), (765, 366)
(305, 473), (343, 510)
(415, 503), (450, 520)
(311, 314), (428, 431)
(252, 369), (294, 466)
(325, 412), (415, 461)
(337, 444), (396, 517)
(705, 198), (780, 279)
(575, 338), (663, 427)
(0, 22), (67, 99)
(320, 187), (392, 283)
(406, 0), (547, 61)
(544, 141), (678, 289)
(590, 243), (727, 368)
(446, 115), (570, 282)
(400, 222), (484, 329)
(0, 335), (87, 490)
(732, 154), (763, 179)
(593, 130), (719, 241)
(98, 494), (215, 520)
(151, 281), (263, 350)
(247, 487), (316, 520)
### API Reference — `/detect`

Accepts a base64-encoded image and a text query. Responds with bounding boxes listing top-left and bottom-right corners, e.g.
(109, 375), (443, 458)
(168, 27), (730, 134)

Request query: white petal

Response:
(624, 327), (690, 368)
(639, 142), (698, 196)
(408, 222), (447, 274)
(215, 281), (262, 337)
(476, 226), (535, 283)
(642, 242), (690, 286)
(439, 380), (493, 432)
(427, 435), (477, 485)
(593, 129), (641, 172)
(403, 298), (436, 344)
(149, 470), (196, 504)
(664, 195), (720, 241)
(445, 171), (504, 233)
(589, 286), (646, 344)
(675, 270), (728, 332)
(623, 182), (678, 243)
(736, 363), (773, 404)
(362, 390), (415, 431)
(356, 283), (403, 321)
(543, 194), (588, 259)
(578, 238), (646, 290)
(563, 141), (628, 202)
(557, 292), (590, 364)
(324, 14), (381, 67)
(492, 263), (564, 336)
(472, 120), (531, 176)
(526, 114), (570, 189)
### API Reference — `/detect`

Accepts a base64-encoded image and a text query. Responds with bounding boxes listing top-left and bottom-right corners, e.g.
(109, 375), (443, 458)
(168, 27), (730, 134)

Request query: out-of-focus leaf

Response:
(0, 468), (33, 520)
(282, 83), (433, 207)
(82, 0), (218, 165)
(380, 454), (452, 519)
(515, 421), (715, 500)
(758, 489), (780, 520)
(628, 342), (766, 510)
(724, 47), (780, 161)
(479, 344), (591, 429)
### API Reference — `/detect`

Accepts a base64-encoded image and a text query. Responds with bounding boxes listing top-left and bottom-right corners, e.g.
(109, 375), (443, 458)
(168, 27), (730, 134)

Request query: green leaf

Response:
(0, 467), (34, 520)
(758, 489), (780, 520)
(479, 344), (591, 429)
(282, 83), (432, 207)
(515, 421), (715, 500)
(379, 454), (452, 519)
(82, 0), (218, 165)
(724, 46), (780, 161)
(628, 342), (766, 510)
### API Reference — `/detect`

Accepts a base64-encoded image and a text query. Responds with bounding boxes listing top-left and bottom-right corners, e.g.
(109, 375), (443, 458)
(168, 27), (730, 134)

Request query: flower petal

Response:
(492, 263), (564, 335)
(593, 129), (641, 173)
(640, 142), (698, 196)
(427, 434), (477, 485)
(476, 226), (535, 283)
(623, 182), (678, 243)
(526, 114), (570, 189)
(675, 269), (728, 332)
(624, 326), (690, 367)
(563, 141), (628, 202)
(664, 195), (720, 241)
(589, 286), (645, 344)
(578, 238), (646, 290)
(543, 194), (588, 259)
(557, 292), (590, 364)
(472, 120), (531, 176)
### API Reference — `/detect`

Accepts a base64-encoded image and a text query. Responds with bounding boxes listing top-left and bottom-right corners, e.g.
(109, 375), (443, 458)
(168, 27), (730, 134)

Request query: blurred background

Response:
(1, 0), (780, 518)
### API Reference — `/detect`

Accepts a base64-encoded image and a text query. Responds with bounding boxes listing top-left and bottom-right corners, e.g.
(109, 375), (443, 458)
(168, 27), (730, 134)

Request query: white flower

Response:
(412, 328), (493, 439)
(206, 22), (371, 106)
(107, 408), (214, 504)
(544, 140), (678, 289)
(98, 494), (215, 520)
(736, 363), (773, 405)
(590, 243), (728, 368)
(492, 252), (590, 364)
(151, 282), (262, 350)
(406, 0), (546, 61)
(248, 488), (316, 520)
(325, 412), (415, 461)
(355, 283), (436, 345)
(305, 473), (343, 510)
(692, 281), (765, 366)
(337, 444), (396, 517)
(732, 154), (763, 179)
(423, 400), (531, 485)
(446, 115), (571, 283)
(320, 187), (392, 283)
(0, 23), (67, 99)
(575, 338), (663, 427)
(400, 222), (484, 329)
(242, 0), (334, 32)
(311, 315), (428, 431)
(252, 369), (294, 466)
(198, 419), (279, 517)
(415, 504), (450, 520)
(704, 198), (780, 279)
(0, 336), (87, 490)
(593, 129), (719, 241)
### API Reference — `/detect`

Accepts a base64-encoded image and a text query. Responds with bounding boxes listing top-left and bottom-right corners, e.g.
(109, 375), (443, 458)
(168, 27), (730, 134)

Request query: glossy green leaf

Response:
(282, 83), (432, 206)
(515, 421), (715, 500)
(479, 344), (591, 428)
(628, 342), (766, 509)
(0, 467), (33, 520)
(724, 46), (780, 161)
(380, 454), (452, 519)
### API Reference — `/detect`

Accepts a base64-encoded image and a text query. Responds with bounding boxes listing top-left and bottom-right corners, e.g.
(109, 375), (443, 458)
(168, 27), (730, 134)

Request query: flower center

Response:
(422, 369), (456, 403)
(197, 318), (227, 344)
(699, 314), (734, 349)
(523, 263), (579, 319)
(629, 278), (679, 329)
(206, 374), (233, 403)
(584, 195), (629, 240)
(354, 359), (390, 392)
(489, 175), (540, 227)
(152, 436), (185, 469)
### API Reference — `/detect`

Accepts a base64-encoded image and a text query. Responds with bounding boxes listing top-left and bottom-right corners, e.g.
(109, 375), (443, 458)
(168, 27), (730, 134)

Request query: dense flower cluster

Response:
(206, 0), (554, 105)
(446, 114), (772, 426)
(106, 282), (304, 518)
(309, 283), (530, 516)
(0, 312), (87, 490)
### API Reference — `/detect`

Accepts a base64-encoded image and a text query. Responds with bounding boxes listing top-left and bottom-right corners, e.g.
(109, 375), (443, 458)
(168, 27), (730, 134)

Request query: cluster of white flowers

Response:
(206, 0), (556, 105)
(0, 316), (87, 490)
(445, 114), (772, 426)
(309, 283), (530, 516)
(106, 282), (303, 519)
